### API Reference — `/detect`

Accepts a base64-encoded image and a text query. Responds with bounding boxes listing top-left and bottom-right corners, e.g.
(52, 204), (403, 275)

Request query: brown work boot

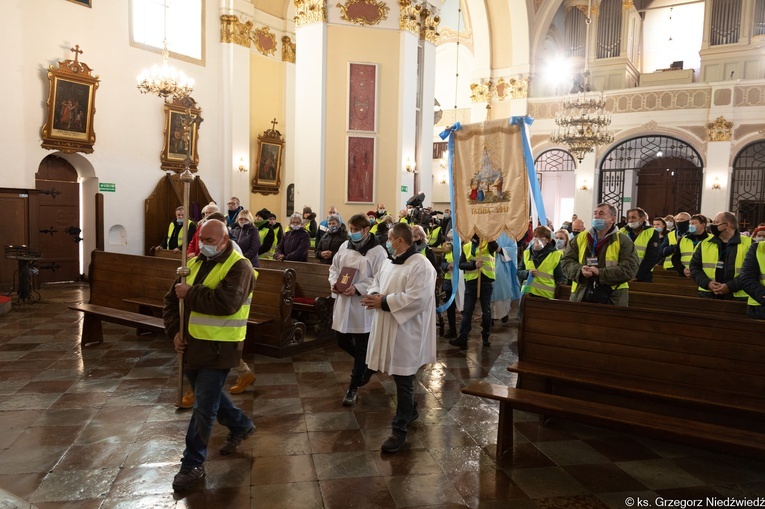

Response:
(229, 372), (256, 394)
(177, 389), (194, 409)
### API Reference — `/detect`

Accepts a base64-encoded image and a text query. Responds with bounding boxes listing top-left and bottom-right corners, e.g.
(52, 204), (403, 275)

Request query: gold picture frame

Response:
(40, 45), (99, 154)
(161, 96), (203, 173)
(252, 122), (284, 195)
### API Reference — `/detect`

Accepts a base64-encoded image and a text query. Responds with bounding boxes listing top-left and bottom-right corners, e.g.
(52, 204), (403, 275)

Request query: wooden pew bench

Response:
(260, 259), (334, 341)
(68, 251), (316, 357)
(462, 297), (765, 459)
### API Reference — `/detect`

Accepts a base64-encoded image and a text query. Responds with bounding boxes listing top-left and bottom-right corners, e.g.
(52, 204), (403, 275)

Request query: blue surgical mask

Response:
(200, 242), (220, 258)
(654, 226), (663, 234)
(592, 219), (606, 231)
(386, 240), (395, 256)
(349, 231), (363, 242)
(329, 226), (339, 233)
(176, 218), (184, 224)
(688, 224), (698, 234)
(555, 238), (566, 250)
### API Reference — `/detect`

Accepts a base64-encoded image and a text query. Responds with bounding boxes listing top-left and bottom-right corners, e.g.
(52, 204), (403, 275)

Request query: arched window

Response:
(130, 0), (204, 64)
(731, 141), (765, 231)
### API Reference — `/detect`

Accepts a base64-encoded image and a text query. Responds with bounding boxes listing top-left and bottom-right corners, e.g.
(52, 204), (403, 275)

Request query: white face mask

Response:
(290, 223), (302, 231)
(755, 236), (765, 243)
(666, 221), (675, 229)
(555, 238), (566, 250)
(627, 221), (642, 229)
(532, 238), (547, 250)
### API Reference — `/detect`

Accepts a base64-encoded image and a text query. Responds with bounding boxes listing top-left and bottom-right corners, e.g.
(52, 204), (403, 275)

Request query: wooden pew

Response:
(68, 251), (324, 357)
(259, 259), (334, 340)
(462, 297), (765, 459)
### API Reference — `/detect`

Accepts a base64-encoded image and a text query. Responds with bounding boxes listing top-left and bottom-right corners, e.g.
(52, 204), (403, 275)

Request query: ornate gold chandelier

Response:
(550, 70), (613, 163)
(549, 0), (613, 163)
(136, 42), (194, 99)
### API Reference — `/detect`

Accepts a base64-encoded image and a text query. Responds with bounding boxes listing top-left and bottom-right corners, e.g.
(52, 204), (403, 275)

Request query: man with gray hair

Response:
(689, 211), (752, 300)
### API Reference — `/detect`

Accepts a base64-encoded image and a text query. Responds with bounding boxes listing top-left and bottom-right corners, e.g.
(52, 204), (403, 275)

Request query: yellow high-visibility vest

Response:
(663, 229), (677, 269)
(187, 249), (252, 341)
(444, 251), (454, 281)
(571, 232), (629, 293)
(522, 249), (562, 299)
(463, 242), (495, 281)
(747, 242), (765, 307)
(697, 235), (752, 298)
(620, 226), (654, 266)
(167, 220), (194, 247)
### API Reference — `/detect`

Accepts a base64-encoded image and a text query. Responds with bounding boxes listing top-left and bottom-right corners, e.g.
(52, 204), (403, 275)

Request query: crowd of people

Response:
(158, 196), (765, 490)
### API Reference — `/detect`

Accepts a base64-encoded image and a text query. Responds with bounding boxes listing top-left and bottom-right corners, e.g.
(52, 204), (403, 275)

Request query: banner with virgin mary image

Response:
(451, 118), (530, 242)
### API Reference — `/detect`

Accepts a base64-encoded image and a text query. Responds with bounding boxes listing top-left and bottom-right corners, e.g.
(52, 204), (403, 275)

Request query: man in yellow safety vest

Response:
(740, 229), (765, 319)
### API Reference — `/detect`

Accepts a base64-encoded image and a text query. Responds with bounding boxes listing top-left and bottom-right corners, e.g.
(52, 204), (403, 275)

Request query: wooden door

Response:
(0, 191), (33, 293)
(35, 155), (81, 284)
(637, 157), (701, 218)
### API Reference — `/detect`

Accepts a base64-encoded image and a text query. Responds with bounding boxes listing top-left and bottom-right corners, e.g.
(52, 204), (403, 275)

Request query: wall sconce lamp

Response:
(712, 177), (721, 190)
(237, 157), (248, 173)
(579, 178), (589, 191)
(404, 157), (417, 174)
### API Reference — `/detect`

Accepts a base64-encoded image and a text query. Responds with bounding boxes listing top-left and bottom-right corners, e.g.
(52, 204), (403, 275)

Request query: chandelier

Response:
(136, 1), (193, 99)
(549, 0), (613, 163)
(136, 42), (194, 99)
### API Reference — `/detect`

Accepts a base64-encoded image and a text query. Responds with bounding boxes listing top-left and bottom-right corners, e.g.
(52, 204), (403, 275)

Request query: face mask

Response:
(199, 241), (222, 258)
(688, 224), (698, 234)
(555, 239), (566, 250)
(290, 224), (302, 231)
(238, 221), (249, 227)
(708, 224), (724, 237)
(675, 220), (689, 236)
(755, 236), (765, 243)
(444, 213), (451, 219)
(176, 218), (184, 224)
(666, 221), (675, 230)
(592, 219), (606, 231)
(386, 240), (396, 256)
(627, 221), (642, 230)
(329, 226), (339, 233)
(378, 209), (385, 214)
(413, 240), (425, 251)
(532, 239), (547, 251)
(654, 226), (664, 234)
(572, 231), (581, 237)
(369, 218), (375, 225)
(349, 231), (363, 243)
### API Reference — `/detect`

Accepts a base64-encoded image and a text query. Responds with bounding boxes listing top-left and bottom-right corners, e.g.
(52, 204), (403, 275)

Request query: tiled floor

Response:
(0, 283), (764, 508)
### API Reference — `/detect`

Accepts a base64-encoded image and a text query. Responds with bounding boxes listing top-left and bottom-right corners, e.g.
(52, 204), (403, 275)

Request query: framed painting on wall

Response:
(347, 62), (377, 132)
(40, 47), (99, 154)
(346, 135), (375, 203)
(67, 0), (92, 6)
(161, 96), (202, 173)
(252, 124), (284, 195)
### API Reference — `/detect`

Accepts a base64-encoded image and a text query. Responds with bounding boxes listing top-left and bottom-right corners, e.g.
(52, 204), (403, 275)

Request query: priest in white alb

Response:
(361, 223), (437, 453)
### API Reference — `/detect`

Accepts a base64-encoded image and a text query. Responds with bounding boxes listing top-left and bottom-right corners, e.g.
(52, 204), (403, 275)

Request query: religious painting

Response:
(346, 135), (375, 203)
(161, 96), (202, 173)
(348, 63), (377, 132)
(40, 46), (99, 154)
(67, 0), (91, 6)
(252, 122), (284, 195)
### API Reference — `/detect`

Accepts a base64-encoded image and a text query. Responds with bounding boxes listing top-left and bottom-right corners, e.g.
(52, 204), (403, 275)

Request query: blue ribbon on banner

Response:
(509, 116), (546, 225)
(436, 123), (462, 313)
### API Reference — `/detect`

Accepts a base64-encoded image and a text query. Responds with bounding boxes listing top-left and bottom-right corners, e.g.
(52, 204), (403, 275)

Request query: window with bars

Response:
(731, 141), (765, 231)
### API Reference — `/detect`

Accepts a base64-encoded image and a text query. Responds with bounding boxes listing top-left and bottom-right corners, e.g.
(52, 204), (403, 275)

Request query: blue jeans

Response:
(336, 332), (371, 388)
(182, 368), (253, 468)
(459, 279), (494, 340)
(391, 374), (416, 436)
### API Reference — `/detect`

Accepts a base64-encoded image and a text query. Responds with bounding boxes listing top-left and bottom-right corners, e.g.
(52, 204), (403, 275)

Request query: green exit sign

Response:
(99, 183), (116, 193)
(622, 196), (631, 203)
(401, 186), (408, 193)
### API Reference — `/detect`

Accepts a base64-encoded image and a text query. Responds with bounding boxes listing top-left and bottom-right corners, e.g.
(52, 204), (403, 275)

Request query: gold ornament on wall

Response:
(494, 76), (529, 100)
(470, 81), (493, 103)
(294, 0), (327, 28)
(252, 26), (278, 56)
(399, 0), (421, 35)
(421, 9), (440, 43)
(282, 36), (296, 63)
(707, 116), (733, 142)
(336, 0), (389, 26)
(220, 14), (253, 47)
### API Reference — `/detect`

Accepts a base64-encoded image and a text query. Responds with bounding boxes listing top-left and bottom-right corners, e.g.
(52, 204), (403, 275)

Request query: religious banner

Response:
(451, 118), (530, 242)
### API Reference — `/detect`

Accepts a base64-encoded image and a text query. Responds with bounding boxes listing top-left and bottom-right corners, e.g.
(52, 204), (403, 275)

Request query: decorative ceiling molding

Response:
(221, 14), (254, 47)
(294, 0), (327, 28)
(252, 26), (278, 56)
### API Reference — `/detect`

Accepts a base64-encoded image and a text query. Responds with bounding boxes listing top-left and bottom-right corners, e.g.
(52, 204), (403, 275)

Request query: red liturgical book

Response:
(335, 267), (358, 293)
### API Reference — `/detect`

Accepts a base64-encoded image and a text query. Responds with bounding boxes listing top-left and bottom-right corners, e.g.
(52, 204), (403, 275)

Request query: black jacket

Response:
(689, 230), (748, 296)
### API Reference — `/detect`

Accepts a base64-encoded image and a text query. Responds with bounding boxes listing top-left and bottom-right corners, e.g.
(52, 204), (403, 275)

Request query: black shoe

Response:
(219, 424), (256, 456)
(409, 405), (419, 424)
(482, 337), (491, 347)
(358, 369), (376, 388)
(501, 315), (509, 323)
(449, 336), (468, 349)
(444, 329), (457, 339)
(342, 387), (358, 406)
(381, 434), (407, 453)
(172, 465), (205, 491)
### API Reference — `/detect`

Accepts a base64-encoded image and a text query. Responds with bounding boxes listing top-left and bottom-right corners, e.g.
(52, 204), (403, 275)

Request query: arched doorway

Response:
(731, 140), (765, 232)
(35, 155), (81, 284)
(599, 136), (703, 219)
(534, 149), (576, 228)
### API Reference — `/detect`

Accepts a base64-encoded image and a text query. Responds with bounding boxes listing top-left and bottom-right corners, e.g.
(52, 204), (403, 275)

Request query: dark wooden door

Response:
(637, 157), (701, 218)
(0, 191), (33, 293)
(35, 155), (81, 284)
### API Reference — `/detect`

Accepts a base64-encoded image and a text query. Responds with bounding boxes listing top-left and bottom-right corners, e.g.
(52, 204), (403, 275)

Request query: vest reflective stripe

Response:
(571, 232), (629, 293)
(444, 252), (453, 280)
(663, 230), (678, 269)
(619, 227), (653, 265)
(678, 236), (699, 266)
(522, 249), (562, 299)
(747, 242), (765, 306)
(187, 249), (252, 341)
(428, 227), (441, 246)
(463, 243), (495, 281)
(697, 236), (752, 297)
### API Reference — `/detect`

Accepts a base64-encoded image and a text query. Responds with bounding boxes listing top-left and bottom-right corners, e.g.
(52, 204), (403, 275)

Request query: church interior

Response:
(1, 0), (765, 506)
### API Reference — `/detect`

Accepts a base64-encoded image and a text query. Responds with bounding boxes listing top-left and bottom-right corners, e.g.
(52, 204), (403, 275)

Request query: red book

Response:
(335, 267), (358, 293)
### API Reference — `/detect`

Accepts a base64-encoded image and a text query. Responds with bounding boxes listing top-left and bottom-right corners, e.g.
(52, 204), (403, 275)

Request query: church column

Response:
(417, 7), (439, 208)
(220, 7), (253, 203)
(294, 2), (327, 215)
